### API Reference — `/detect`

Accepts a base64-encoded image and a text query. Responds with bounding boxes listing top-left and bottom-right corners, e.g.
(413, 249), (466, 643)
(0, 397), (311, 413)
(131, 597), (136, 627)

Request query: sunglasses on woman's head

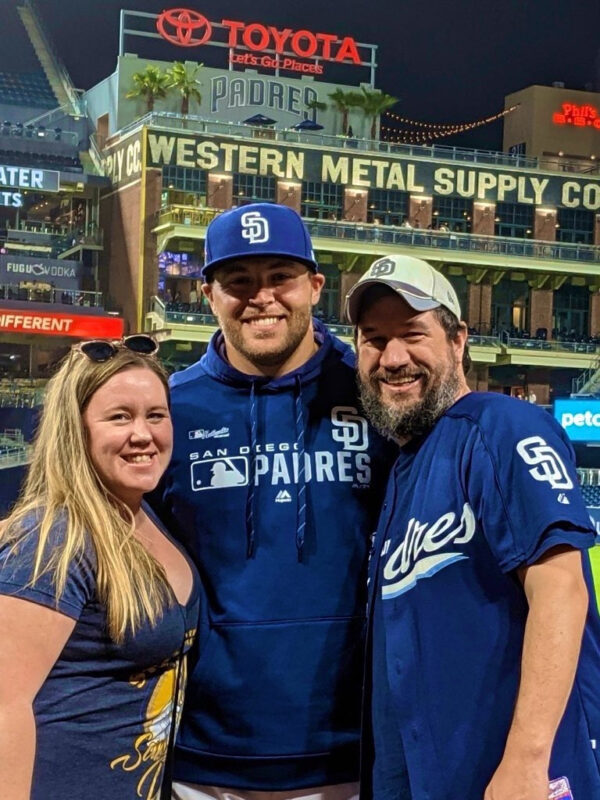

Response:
(72, 334), (159, 363)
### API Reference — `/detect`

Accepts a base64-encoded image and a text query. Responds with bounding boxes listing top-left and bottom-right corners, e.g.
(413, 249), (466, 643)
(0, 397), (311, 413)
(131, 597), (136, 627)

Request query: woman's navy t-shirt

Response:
(0, 504), (199, 800)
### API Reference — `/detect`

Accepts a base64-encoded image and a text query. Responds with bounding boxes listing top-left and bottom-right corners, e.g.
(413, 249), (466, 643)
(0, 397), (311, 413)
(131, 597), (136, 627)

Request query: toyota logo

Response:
(156, 8), (212, 47)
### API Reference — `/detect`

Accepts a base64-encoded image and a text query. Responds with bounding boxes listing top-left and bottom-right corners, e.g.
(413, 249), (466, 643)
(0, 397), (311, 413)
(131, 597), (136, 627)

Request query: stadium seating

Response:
(0, 70), (57, 109)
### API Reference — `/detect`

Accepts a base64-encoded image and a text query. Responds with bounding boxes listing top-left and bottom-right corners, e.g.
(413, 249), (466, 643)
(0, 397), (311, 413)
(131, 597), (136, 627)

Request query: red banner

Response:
(0, 308), (124, 338)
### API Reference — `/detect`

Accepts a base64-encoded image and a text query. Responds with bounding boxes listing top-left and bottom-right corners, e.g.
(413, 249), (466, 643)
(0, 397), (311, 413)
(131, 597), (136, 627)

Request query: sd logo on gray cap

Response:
(345, 254), (461, 324)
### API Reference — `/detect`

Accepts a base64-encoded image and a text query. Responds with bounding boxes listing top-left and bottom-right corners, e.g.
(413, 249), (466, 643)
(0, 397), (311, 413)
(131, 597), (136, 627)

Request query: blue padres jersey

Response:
(365, 392), (600, 800)
(152, 321), (397, 790)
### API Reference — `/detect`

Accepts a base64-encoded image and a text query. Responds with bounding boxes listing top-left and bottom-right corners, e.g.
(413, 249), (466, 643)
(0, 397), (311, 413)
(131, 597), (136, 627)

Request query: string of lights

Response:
(381, 105), (520, 143)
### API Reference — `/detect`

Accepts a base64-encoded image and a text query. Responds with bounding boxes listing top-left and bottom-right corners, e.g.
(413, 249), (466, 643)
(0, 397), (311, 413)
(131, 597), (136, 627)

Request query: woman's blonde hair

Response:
(1, 347), (173, 642)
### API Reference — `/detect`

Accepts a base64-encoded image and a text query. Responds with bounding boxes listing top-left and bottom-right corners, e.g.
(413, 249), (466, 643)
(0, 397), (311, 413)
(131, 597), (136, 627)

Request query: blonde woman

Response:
(0, 336), (199, 800)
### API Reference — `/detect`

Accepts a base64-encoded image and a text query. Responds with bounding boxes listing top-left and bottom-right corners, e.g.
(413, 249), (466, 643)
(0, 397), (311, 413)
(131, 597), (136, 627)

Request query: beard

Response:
(358, 358), (461, 441)
(219, 306), (313, 369)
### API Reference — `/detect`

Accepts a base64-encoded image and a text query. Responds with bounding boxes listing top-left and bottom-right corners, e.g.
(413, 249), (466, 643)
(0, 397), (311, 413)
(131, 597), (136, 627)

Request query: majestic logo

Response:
(241, 211), (270, 244)
(382, 503), (476, 599)
(331, 406), (369, 451)
(369, 258), (396, 278)
(191, 456), (248, 491)
(156, 8), (212, 47)
(275, 489), (292, 503)
(516, 436), (574, 491)
(188, 427), (229, 440)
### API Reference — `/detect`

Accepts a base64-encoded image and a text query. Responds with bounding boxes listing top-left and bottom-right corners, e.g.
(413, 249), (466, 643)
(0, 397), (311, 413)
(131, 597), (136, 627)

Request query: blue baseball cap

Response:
(202, 203), (318, 278)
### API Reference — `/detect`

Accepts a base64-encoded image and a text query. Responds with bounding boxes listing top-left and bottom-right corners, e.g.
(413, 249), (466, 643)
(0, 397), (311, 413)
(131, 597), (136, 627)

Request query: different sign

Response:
(0, 308), (124, 338)
(147, 132), (600, 211)
(554, 399), (600, 442)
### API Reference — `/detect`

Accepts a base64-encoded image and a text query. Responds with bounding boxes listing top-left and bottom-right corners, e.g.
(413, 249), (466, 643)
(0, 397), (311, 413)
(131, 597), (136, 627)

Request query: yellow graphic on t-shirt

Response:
(110, 650), (189, 800)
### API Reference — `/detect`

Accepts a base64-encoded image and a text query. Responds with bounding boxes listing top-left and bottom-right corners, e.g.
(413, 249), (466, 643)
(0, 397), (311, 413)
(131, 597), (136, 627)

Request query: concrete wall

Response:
(85, 54), (375, 139)
(504, 84), (600, 162)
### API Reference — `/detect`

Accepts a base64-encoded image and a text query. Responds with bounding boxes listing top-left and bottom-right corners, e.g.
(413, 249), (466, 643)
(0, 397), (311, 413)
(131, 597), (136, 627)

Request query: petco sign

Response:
(156, 8), (362, 75)
(554, 398), (600, 442)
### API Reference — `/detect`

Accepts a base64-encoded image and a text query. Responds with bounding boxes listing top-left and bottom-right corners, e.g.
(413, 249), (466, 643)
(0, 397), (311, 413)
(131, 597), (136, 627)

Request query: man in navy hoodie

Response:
(154, 203), (395, 800)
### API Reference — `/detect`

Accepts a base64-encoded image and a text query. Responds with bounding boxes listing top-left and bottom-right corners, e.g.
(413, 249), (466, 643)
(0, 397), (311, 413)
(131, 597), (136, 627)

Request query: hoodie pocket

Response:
(186, 615), (365, 758)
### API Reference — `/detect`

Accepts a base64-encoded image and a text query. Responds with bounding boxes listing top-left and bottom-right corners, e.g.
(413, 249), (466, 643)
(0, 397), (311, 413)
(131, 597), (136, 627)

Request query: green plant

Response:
(356, 87), (398, 139)
(125, 65), (169, 113)
(328, 89), (355, 135)
(305, 99), (327, 113)
(166, 61), (203, 116)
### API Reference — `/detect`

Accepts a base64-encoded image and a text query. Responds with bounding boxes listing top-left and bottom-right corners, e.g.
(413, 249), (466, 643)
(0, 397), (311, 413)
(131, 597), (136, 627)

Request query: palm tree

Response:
(126, 65), (169, 113)
(328, 89), (355, 135)
(305, 98), (327, 115)
(356, 87), (398, 140)
(166, 61), (203, 116)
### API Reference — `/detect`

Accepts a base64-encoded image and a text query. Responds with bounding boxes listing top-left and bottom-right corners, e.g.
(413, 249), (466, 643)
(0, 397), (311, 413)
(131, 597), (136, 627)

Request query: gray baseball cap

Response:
(345, 254), (461, 324)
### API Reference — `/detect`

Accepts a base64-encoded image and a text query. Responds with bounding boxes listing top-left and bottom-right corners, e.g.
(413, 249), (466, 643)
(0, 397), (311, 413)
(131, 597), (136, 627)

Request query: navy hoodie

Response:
(154, 320), (395, 790)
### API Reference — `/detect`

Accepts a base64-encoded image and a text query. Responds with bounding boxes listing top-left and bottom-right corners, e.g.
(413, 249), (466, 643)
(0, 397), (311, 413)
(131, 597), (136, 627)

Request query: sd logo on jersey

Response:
(516, 436), (573, 491)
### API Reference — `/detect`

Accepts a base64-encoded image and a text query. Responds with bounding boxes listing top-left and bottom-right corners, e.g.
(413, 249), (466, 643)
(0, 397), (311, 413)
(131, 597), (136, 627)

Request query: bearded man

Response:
(346, 254), (600, 800)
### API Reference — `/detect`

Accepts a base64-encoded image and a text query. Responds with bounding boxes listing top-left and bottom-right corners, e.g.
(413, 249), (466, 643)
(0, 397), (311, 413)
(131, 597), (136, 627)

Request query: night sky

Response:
(7, 0), (600, 150)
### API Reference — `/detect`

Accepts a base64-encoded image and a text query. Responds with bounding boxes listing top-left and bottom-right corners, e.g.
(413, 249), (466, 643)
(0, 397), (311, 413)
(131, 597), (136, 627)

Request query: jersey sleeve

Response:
(464, 406), (595, 573)
(0, 516), (96, 620)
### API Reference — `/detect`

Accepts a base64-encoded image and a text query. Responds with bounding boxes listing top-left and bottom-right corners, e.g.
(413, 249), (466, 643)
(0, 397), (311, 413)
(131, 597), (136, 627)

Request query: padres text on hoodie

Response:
(151, 320), (396, 790)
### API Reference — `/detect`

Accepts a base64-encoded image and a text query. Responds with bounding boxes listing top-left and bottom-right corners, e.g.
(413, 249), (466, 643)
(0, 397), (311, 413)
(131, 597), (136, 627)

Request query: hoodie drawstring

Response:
(295, 375), (307, 562)
(245, 381), (258, 558)
(245, 377), (308, 561)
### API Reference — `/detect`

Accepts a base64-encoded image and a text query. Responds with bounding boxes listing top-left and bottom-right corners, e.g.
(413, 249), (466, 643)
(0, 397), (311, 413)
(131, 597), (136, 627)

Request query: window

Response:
(491, 279), (529, 334)
(233, 174), (275, 204)
(447, 275), (469, 324)
(162, 166), (207, 196)
(314, 264), (342, 323)
(508, 142), (526, 156)
(494, 202), (534, 239)
(553, 283), (589, 337)
(367, 189), (408, 225)
(556, 209), (594, 245)
(301, 182), (343, 220)
(432, 197), (472, 232)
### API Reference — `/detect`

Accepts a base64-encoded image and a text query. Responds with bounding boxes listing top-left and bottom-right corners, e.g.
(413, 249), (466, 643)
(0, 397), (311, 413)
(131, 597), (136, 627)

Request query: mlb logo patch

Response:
(190, 456), (248, 491)
(548, 776), (573, 799)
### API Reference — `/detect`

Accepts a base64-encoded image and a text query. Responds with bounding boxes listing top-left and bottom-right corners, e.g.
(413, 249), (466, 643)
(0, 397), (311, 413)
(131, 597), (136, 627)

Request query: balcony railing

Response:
(0, 284), (103, 307)
(122, 112), (600, 176)
(5, 222), (103, 257)
(155, 207), (599, 265)
(468, 335), (501, 347)
(305, 220), (600, 265)
(579, 468), (600, 486)
(156, 205), (222, 227)
(503, 334), (600, 355)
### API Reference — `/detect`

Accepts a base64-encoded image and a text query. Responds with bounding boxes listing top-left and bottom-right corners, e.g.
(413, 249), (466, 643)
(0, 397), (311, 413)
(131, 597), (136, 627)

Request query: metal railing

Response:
(304, 221), (600, 264)
(0, 284), (103, 307)
(0, 120), (78, 147)
(578, 468), (600, 486)
(155, 207), (600, 265)
(121, 111), (600, 176)
(156, 205), (222, 227)
(165, 309), (217, 325)
(572, 359), (600, 395)
(468, 335), (501, 347)
(5, 222), (103, 255)
(503, 334), (600, 355)
(23, 0), (84, 116)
